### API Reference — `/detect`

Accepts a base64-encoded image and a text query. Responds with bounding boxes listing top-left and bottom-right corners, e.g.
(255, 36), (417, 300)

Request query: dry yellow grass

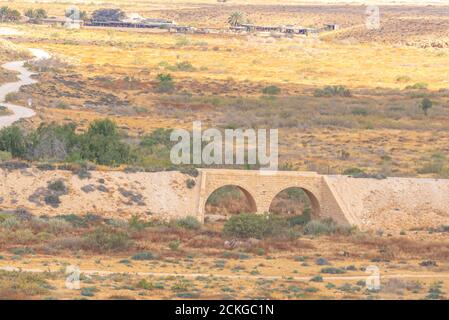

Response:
(1, 19), (447, 176)
(7, 23), (449, 90)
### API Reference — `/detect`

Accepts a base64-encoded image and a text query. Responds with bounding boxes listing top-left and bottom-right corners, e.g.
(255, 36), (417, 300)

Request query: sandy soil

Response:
(0, 167), (198, 220)
(328, 176), (449, 233)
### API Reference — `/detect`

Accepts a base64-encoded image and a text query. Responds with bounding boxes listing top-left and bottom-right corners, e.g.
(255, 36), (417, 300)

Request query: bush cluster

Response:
(223, 213), (353, 239)
(314, 85), (351, 97)
(0, 119), (132, 166)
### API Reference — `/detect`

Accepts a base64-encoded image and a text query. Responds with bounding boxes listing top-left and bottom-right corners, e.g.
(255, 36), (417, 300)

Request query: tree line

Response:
(0, 119), (181, 169)
(0, 119), (132, 166)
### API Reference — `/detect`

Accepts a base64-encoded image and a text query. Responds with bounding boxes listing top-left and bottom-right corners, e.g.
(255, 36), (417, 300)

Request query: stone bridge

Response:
(195, 169), (358, 226)
(1, 166), (448, 230)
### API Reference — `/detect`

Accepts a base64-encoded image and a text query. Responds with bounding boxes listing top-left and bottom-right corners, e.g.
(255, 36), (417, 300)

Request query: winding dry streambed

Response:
(0, 48), (50, 129)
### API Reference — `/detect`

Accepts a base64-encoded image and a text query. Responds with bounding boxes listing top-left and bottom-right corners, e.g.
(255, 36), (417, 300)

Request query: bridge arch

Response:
(268, 186), (321, 218)
(203, 184), (257, 222)
(196, 169), (351, 226)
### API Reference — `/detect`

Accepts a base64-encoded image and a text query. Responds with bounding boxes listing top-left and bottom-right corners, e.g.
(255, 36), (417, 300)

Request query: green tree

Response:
(79, 119), (132, 166)
(91, 8), (126, 22)
(419, 98), (433, 116)
(25, 8), (47, 20)
(140, 128), (173, 149)
(0, 126), (27, 158)
(35, 8), (47, 19)
(156, 73), (175, 93)
(227, 11), (246, 27)
(27, 123), (78, 161)
(65, 8), (88, 21)
(0, 6), (21, 22)
(24, 9), (35, 19)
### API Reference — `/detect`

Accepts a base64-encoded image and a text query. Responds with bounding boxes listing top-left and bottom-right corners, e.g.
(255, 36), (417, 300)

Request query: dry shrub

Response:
(187, 235), (223, 249)
(260, 239), (315, 252)
(29, 217), (72, 235)
(351, 235), (449, 260)
(83, 227), (131, 252)
(143, 225), (195, 243)
(0, 229), (37, 245)
(0, 271), (50, 299)
(48, 236), (85, 251)
(382, 278), (422, 294)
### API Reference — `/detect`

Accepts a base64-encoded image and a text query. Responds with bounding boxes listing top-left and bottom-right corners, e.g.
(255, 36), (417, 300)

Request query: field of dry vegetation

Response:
(0, 211), (448, 300)
(0, 0), (449, 300)
(1, 1), (449, 177)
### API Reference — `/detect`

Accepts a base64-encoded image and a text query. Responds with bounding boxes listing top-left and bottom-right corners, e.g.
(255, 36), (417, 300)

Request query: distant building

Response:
(229, 25), (247, 33)
(324, 24), (339, 31)
(169, 25), (195, 33)
(122, 13), (144, 23)
(281, 25), (302, 34)
(239, 24), (282, 32)
(298, 28), (319, 36)
(32, 17), (84, 29)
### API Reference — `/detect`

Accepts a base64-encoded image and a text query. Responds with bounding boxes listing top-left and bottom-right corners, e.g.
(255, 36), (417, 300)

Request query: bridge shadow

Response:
(204, 185), (257, 223)
(269, 187), (321, 219)
(204, 185), (320, 223)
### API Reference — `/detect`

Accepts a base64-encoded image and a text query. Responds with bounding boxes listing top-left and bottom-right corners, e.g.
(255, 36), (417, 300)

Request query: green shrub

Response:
(419, 98), (433, 116)
(47, 180), (66, 192)
(417, 153), (448, 176)
(79, 119), (132, 166)
(83, 227), (130, 252)
(0, 7), (21, 22)
(44, 194), (61, 207)
(169, 240), (180, 251)
(180, 167), (199, 177)
(287, 212), (311, 226)
(310, 275), (323, 282)
(351, 107), (369, 116)
(55, 101), (70, 109)
(81, 287), (98, 297)
(396, 75), (411, 83)
(136, 279), (154, 290)
(175, 37), (190, 47)
(223, 214), (298, 239)
(426, 282), (444, 300)
(405, 82), (428, 90)
(186, 179), (196, 189)
(320, 267), (346, 274)
(314, 85), (351, 97)
(140, 128), (173, 149)
(343, 167), (365, 175)
(0, 270), (50, 297)
(54, 214), (87, 228)
(169, 61), (196, 72)
(131, 251), (155, 261)
(304, 218), (352, 236)
(25, 8), (48, 20)
(128, 215), (150, 231)
(223, 214), (270, 239)
(262, 85), (281, 95)
(175, 216), (201, 230)
(0, 217), (20, 229)
(0, 126), (27, 158)
(0, 151), (12, 162)
(156, 73), (175, 93)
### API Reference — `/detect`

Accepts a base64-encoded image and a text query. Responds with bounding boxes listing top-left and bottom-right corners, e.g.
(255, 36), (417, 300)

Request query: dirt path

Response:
(1, 265), (449, 282)
(0, 48), (50, 129)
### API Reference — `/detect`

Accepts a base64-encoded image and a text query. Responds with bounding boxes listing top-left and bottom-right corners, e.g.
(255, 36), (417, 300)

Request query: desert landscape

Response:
(0, 0), (448, 300)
